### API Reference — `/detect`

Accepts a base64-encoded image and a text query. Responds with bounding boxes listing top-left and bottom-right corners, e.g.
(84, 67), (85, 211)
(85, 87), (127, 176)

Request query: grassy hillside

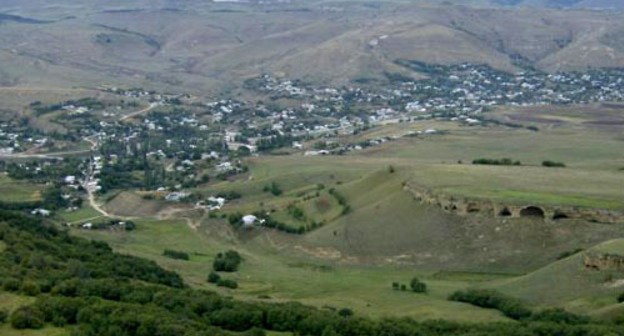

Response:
(489, 239), (624, 318)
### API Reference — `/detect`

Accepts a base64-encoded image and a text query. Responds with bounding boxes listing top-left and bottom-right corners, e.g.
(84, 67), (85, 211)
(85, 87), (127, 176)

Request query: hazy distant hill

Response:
(0, 0), (623, 92)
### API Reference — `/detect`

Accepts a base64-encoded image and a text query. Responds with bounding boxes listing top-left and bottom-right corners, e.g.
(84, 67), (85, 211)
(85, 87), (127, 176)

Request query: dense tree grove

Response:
(2, 210), (624, 336)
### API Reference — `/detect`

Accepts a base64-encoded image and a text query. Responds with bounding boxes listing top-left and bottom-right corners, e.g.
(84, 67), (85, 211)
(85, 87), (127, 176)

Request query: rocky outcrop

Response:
(404, 183), (624, 224)
(584, 253), (624, 271)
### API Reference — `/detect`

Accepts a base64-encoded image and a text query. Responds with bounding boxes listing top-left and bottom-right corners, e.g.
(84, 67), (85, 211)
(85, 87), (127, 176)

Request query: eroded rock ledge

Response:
(584, 253), (624, 271)
(404, 183), (624, 224)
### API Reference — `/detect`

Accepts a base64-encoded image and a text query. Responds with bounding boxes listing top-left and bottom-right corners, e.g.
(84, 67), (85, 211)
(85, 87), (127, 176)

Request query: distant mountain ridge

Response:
(494, 0), (624, 9)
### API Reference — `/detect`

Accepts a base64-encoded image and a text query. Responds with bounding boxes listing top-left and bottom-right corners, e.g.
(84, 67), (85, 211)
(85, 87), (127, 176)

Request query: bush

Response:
(410, 277), (427, 293)
(557, 248), (583, 260)
(213, 250), (242, 272)
(338, 308), (353, 318)
(207, 272), (221, 283)
(22, 281), (41, 296)
(124, 221), (136, 231)
(3, 277), (21, 291)
(472, 158), (521, 166)
(264, 182), (283, 196)
(0, 309), (7, 323)
(529, 308), (589, 325)
(11, 306), (45, 329)
(217, 279), (238, 289)
(163, 249), (190, 260)
(228, 212), (243, 227)
(542, 160), (566, 168)
(449, 289), (531, 320)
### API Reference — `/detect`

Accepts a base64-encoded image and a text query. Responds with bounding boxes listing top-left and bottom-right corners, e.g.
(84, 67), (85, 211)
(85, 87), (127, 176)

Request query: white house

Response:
(31, 208), (51, 217)
(242, 215), (257, 226)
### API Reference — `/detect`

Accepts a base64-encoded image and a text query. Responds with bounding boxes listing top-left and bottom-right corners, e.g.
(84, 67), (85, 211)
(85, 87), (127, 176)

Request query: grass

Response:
(0, 291), (36, 313)
(55, 204), (103, 224)
(0, 325), (69, 336)
(488, 239), (624, 316)
(74, 216), (511, 322)
(0, 174), (43, 203)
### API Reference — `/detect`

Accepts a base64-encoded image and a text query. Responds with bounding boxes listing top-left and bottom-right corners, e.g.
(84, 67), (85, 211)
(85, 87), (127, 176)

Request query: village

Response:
(2, 62), (624, 225)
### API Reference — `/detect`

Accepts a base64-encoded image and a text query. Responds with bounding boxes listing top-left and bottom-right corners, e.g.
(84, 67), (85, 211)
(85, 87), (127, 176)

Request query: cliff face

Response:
(404, 183), (624, 224)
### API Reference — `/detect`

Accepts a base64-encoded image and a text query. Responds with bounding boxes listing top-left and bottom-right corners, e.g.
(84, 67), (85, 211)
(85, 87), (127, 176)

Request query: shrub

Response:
(529, 308), (589, 325)
(213, 250), (242, 272)
(163, 249), (190, 260)
(208, 272), (221, 284)
(3, 277), (21, 291)
(542, 160), (566, 168)
(557, 248), (583, 260)
(228, 212), (243, 227)
(22, 281), (41, 296)
(449, 289), (531, 320)
(264, 182), (283, 196)
(472, 158), (521, 166)
(410, 277), (427, 293)
(217, 279), (238, 289)
(125, 221), (136, 231)
(338, 308), (353, 318)
(11, 306), (45, 329)
(0, 309), (7, 323)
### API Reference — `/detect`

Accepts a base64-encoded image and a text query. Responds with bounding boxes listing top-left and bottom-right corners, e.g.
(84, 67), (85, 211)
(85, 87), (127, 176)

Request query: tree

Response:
(410, 277), (427, 293)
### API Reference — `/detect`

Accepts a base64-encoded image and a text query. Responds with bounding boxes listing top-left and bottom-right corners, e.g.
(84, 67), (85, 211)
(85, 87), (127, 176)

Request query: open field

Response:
(0, 174), (43, 203)
(73, 217), (513, 322)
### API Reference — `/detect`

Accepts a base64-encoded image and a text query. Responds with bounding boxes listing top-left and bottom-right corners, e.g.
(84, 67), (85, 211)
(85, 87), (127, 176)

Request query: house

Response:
(304, 150), (329, 156)
(242, 215), (257, 226)
(64, 175), (76, 184)
(31, 208), (51, 217)
(216, 162), (233, 172)
(82, 222), (93, 229)
(206, 196), (226, 211)
(165, 191), (189, 201)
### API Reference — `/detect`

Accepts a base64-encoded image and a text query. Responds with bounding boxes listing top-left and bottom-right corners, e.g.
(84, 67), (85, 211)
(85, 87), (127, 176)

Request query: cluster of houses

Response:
(0, 122), (50, 156)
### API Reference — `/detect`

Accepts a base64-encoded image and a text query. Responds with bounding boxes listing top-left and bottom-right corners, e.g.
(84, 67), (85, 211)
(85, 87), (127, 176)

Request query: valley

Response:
(1, 0), (624, 335)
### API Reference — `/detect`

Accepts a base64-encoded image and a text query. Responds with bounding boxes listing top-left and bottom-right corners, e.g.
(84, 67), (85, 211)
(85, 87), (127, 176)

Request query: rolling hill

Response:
(0, 0), (623, 93)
